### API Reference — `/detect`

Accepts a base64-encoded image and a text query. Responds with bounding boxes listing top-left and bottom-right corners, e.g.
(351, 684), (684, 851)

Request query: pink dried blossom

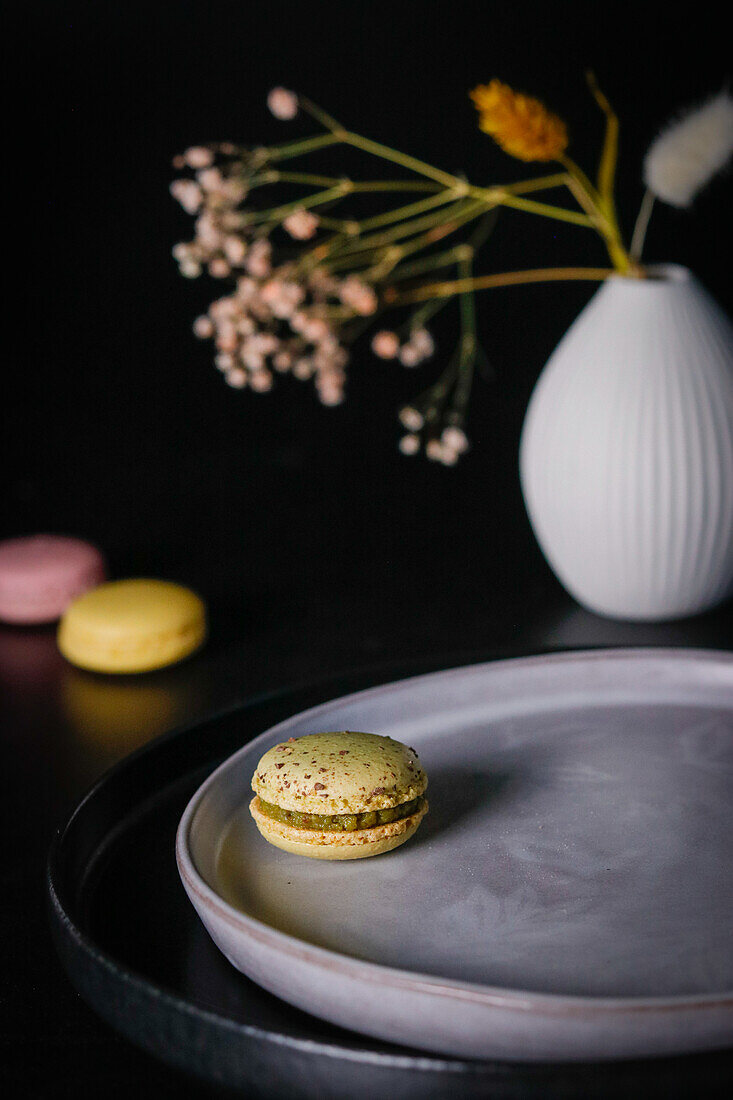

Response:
(319, 389), (345, 407)
(170, 179), (203, 214)
(426, 439), (458, 465)
(354, 291), (378, 317)
(261, 280), (305, 319)
(399, 343), (422, 367)
(193, 315), (214, 339)
(316, 369), (346, 404)
(410, 328), (434, 357)
(245, 239), (272, 278)
(314, 346), (348, 372)
(172, 242), (194, 263)
(308, 269), (340, 297)
(180, 258), (202, 278)
(208, 257), (232, 278)
(339, 277), (378, 316)
(236, 277), (259, 302)
(283, 209), (320, 240)
(248, 294), (273, 323)
(218, 178), (247, 206)
(197, 167), (224, 192)
(210, 297), (237, 320)
(250, 332), (280, 355)
(215, 324), (238, 352)
(250, 369), (274, 392)
(184, 146), (214, 168)
(442, 426), (469, 454)
(399, 407), (424, 431)
(398, 327), (435, 367)
(371, 331), (400, 359)
(241, 344), (265, 371)
(223, 236), (247, 265)
(217, 209), (242, 232)
(399, 434), (420, 455)
(195, 212), (221, 249)
(302, 317), (331, 343)
(267, 87), (298, 120)
(273, 350), (294, 372)
(225, 368), (248, 388)
(293, 357), (315, 380)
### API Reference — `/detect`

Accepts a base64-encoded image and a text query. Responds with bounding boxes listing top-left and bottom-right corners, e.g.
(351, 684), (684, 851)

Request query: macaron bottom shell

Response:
(249, 795), (428, 860)
(58, 617), (206, 673)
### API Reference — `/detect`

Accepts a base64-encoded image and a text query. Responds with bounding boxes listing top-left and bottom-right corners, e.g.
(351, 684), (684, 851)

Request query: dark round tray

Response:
(47, 660), (733, 1099)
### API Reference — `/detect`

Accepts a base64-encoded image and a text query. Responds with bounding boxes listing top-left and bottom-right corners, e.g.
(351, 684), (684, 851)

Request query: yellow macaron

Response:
(250, 731), (428, 860)
(58, 578), (207, 673)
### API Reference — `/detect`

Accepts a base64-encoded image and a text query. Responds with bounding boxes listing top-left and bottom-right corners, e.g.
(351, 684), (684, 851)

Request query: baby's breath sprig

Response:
(170, 94), (519, 441)
(171, 80), (732, 463)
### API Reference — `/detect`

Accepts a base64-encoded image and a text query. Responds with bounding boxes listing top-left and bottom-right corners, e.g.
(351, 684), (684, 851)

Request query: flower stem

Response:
(243, 183), (351, 225)
(328, 203), (486, 277)
(416, 357), (462, 423)
(490, 193), (592, 227)
(266, 132), (343, 162)
(342, 131), (464, 190)
(297, 96), (346, 134)
(355, 189), (458, 232)
(253, 170), (344, 188)
(402, 295), (452, 333)
(346, 180), (444, 193)
(630, 188), (655, 262)
(327, 198), (479, 259)
(500, 173), (570, 194)
(585, 72), (620, 225)
(560, 154), (635, 273)
(388, 243), (476, 281)
(454, 254), (478, 418)
(392, 266), (614, 304)
(387, 210), (497, 284)
(258, 170), (444, 193)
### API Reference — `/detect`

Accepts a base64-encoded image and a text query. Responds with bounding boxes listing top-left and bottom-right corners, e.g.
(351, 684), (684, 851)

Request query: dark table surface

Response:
(4, 597), (733, 1098)
(5, 2), (733, 1095)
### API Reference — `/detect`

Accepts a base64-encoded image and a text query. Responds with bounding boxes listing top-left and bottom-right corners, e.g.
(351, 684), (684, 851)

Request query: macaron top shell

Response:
(0, 534), (106, 623)
(252, 731), (427, 815)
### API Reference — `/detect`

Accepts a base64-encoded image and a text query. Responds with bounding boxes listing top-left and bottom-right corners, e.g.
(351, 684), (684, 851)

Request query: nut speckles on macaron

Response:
(251, 731), (427, 815)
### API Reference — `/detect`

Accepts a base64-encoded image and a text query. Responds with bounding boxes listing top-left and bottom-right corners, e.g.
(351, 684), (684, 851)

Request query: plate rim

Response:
(53, 649), (578, 1075)
(46, 668), (504, 1073)
(177, 646), (733, 1016)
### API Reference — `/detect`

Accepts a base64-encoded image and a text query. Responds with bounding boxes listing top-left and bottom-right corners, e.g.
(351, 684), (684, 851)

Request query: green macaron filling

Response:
(258, 795), (424, 832)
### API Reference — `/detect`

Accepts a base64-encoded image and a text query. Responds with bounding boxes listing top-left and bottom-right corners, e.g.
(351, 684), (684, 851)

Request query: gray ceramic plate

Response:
(177, 649), (733, 1062)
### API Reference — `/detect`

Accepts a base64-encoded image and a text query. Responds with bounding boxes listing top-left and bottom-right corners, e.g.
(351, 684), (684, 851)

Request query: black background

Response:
(3, 2), (733, 1096)
(9, 0), (733, 661)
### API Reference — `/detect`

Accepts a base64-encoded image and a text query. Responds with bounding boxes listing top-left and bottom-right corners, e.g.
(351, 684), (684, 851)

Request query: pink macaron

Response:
(0, 535), (107, 624)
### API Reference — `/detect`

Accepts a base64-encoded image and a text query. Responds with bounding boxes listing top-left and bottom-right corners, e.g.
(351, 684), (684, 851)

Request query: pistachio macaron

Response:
(250, 731), (428, 860)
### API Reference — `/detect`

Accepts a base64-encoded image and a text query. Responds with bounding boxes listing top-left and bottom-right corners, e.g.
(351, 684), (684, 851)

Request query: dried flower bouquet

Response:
(171, 80), (733, 464)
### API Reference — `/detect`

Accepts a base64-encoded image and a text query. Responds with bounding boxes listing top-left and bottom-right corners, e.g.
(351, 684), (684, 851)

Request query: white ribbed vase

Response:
(519, 265), (733, 621)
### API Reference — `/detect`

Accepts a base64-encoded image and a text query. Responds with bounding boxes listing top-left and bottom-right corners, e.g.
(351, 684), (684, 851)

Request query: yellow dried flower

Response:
(470, 80), (568, 162)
